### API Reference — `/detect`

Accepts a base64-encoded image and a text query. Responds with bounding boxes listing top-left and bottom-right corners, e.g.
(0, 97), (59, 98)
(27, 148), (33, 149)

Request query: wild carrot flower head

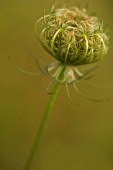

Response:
(35, 6), (109, 103)
(36, 6), (108, 64)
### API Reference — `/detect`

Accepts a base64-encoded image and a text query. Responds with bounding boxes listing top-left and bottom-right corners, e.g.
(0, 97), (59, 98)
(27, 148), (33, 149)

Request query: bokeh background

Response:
(0, 0), (113, 170)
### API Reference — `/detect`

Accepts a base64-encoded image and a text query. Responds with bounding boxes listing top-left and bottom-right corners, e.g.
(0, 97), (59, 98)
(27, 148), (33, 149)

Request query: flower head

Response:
(35, 6), (109, 103)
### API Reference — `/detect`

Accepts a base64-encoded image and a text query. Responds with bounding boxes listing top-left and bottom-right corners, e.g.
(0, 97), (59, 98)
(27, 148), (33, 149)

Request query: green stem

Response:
(24, 82), (61, 170)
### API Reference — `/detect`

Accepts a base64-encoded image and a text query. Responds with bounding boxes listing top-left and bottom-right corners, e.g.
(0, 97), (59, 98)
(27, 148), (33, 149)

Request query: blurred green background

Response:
(0, 0), (113, 170)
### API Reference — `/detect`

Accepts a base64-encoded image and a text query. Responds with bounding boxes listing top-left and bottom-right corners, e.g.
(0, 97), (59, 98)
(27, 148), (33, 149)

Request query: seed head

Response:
(34, 6), (110, 103)
(36, 6), (109, 65)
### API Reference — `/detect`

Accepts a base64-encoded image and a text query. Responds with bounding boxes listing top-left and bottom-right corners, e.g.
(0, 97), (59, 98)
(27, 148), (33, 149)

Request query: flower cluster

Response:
(35, 6), (109, 102)
(36, 7), (109, 66)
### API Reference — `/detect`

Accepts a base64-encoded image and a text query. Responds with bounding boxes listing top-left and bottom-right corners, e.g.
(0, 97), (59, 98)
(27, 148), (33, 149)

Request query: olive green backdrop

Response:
(0, 0), (113, 170)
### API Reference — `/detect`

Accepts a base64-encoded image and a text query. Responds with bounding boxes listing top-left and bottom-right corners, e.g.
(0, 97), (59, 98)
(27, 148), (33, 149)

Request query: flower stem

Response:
(24, 82), (61, 170)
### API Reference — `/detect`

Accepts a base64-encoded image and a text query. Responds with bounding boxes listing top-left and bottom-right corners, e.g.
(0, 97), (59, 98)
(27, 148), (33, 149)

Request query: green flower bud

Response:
(36, 6), (109, 66)
(34, 6), (109, 102)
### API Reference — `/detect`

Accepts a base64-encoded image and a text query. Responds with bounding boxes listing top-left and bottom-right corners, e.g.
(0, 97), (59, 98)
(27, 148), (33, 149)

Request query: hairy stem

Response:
(24, 83), (61, 170)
